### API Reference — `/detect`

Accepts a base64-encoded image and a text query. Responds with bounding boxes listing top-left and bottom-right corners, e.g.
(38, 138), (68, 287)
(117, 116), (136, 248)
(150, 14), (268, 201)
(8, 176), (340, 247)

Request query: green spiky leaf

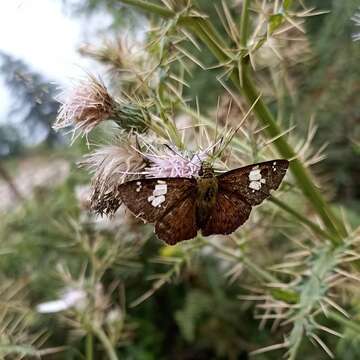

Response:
(283, 0), (293, 11)
(268, 14), (284, 35)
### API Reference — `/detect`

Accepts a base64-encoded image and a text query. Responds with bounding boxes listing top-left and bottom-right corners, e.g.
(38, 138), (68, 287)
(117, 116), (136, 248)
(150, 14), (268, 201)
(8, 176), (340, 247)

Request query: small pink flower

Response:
(144, 145), (210, 179)
(53, 75), (115, 140)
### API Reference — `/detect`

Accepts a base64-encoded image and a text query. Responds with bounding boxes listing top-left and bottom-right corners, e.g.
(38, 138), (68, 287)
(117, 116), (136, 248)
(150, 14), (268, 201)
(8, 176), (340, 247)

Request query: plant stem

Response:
(86, 333), (94, 360)
(117, 0), (347, 242)
(120, 0), (173, 18)
(328, 311), (360, 333)
(241, 72), (345, 242)
(203, 238), (277, 283)
(239, 0), (250, 48)
(242, 256), (278, 283)
(92, 326), (118, 360)
(269, 196), (338, 243)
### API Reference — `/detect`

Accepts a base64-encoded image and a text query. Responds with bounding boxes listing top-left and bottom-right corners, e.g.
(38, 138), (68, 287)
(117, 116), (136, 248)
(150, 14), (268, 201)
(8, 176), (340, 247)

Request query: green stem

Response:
(86, 333), (94, 360)
(328, 311), (360, 333)
(241, 72), (345, 242)
(269, 196), (338, 243)
(92, 326), (118, 360)
(120, 0), (173, 18)
(202, 238), (277, 283)
(239, 0), (250, 48)
(242, 257), (278, 283)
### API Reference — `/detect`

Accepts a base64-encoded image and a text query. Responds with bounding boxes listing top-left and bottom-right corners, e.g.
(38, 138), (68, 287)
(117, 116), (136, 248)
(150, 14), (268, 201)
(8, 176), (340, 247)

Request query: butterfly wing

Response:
(201, 159), (288, 236)
(155, 195), (197, 245)
(118, 177), (196, 222)
(118, 177), (198, 244)
(218, 159), (289, 206)
(201, 191), (251, 236)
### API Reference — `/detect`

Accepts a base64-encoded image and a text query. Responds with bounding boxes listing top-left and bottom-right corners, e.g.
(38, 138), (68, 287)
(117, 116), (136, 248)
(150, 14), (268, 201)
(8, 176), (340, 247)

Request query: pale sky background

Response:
(0, 0), (110, 122)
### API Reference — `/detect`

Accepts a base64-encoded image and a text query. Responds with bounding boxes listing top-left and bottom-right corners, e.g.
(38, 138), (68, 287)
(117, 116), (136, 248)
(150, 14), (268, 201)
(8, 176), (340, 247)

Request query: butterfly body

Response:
(117, 160), (289, 245)
(195, 173), (218, 228)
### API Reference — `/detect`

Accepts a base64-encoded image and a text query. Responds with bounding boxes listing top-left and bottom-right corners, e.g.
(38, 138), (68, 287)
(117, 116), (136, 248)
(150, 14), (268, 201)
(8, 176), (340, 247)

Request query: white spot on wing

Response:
(249, 169), (261, 181)
(153, 184), (167, 196)
(151, 195), (165, 207)
(248, 168), (265, 191)
(136, 181), (142, 192)
(249, 181), (262, 190)
(148, 181), (168, 207)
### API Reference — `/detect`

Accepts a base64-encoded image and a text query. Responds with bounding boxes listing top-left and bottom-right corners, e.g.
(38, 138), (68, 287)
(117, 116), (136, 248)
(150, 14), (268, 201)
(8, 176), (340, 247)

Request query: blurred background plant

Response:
(0, 0), (359, 359)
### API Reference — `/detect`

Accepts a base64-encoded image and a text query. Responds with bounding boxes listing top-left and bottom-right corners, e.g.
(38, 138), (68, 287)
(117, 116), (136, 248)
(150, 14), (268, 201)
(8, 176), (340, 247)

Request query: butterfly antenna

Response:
(214, 96), (221, 156)
(163, 143), (201, 168)
(235, 93), (261, 134)
(218, 93), (262, 159)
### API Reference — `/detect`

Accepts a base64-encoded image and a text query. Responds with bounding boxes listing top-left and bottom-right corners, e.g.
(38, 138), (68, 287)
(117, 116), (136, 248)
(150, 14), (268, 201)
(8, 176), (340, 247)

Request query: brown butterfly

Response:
(118, 160), (289, 245)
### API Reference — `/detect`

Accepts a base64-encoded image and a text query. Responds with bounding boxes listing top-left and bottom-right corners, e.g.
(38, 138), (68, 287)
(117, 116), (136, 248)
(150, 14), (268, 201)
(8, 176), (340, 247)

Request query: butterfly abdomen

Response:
(195, 176), (218, 227)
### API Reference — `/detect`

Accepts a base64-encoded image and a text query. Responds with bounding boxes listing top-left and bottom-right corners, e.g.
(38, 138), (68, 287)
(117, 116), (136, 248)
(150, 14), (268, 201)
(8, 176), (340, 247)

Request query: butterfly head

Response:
(198, 161), (215, 178)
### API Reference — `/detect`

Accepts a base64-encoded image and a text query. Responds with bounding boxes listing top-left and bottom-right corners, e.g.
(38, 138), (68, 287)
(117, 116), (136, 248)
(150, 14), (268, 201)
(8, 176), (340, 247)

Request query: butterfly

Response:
(117, 160), (289, 245)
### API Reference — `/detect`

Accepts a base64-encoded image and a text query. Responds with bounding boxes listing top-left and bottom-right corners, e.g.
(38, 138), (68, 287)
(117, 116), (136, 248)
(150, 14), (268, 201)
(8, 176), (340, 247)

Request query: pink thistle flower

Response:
(143, 144), (210, 179)
(80, 142), (146, 215)
(53, 75), (115, 140)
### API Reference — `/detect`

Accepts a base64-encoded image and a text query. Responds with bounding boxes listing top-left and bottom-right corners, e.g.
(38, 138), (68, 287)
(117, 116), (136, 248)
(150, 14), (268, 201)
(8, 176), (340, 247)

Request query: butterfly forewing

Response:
(155, 195), (197, 245)
(118, 177), (196, 223)
(201, 191), (251, 236)
(218, 160), (288, 206)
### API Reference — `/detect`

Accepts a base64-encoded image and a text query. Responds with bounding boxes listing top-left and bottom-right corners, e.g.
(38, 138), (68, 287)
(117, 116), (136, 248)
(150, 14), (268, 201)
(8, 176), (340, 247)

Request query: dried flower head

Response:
(54, 74), (151, 143)
(81, 142), (146, 215)
(53, 75), (116, 140)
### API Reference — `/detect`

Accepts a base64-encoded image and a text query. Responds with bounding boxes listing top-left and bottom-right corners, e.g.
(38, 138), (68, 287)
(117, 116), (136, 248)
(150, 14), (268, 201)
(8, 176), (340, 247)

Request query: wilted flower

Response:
(351, 8), (360, 41)
(81, 142), (146, 215)
(53, 75), (151, 142)
(54, 75), (116, 140)
(36, 288), (87, 313)
(144, 145), (209, 178)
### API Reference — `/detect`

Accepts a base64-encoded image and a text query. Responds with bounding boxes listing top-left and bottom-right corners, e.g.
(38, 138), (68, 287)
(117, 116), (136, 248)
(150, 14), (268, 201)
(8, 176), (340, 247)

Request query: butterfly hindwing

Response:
(117, 177), (196, 223)
(218, 160), (288, 206)
(155, 194), (198, 245)
(201, 191), (251, 236)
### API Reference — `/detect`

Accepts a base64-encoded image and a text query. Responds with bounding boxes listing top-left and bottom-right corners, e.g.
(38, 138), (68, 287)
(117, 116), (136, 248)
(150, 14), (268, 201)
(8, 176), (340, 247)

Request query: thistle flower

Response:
(351, 8), (360, 41)
(53, 75), (150, 142)
(144, 144), (210, 179)
(54, 75), (116, 140)
(81, 142), (146, 215)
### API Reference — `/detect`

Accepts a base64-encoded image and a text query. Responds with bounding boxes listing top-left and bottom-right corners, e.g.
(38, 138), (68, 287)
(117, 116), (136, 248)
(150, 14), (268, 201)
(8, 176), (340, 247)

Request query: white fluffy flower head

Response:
(53, 75), (115, 140)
